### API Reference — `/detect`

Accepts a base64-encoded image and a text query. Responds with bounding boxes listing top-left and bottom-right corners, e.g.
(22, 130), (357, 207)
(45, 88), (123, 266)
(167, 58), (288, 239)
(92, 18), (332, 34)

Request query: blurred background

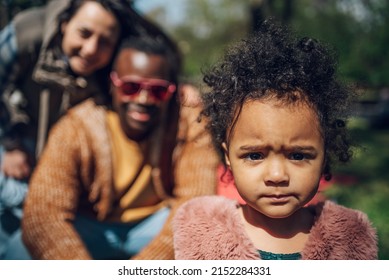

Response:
(1, 0), (388, 259)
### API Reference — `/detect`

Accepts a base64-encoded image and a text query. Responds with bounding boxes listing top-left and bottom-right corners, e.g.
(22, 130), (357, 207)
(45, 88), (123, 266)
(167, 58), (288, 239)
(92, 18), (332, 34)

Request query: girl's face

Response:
(223, 97), (325, 219)
(61, 1), (120, 76)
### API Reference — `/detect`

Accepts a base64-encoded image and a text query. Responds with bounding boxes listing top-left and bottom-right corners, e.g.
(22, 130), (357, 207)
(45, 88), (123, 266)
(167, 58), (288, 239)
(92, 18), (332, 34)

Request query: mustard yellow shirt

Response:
(106, 111), (166, 222)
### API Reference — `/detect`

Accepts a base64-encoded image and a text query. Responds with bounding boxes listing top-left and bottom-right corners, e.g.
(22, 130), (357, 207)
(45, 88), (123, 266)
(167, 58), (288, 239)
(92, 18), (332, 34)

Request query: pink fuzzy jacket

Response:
(173, 196), (378, 260)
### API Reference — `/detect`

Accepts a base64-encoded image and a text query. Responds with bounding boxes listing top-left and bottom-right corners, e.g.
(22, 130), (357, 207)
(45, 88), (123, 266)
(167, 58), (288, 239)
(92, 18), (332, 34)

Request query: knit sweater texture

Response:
(22, 99), (219, 259)
(173, 196), (378, 260)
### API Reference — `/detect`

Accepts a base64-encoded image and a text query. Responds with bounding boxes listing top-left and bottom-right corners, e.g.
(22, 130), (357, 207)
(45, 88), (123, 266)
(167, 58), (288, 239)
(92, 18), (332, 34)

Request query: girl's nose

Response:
(263, 157), (289, 186)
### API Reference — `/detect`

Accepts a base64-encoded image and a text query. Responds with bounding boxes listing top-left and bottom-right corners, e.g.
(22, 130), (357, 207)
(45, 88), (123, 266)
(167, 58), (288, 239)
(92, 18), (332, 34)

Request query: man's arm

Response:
(21, 115), (92, 259)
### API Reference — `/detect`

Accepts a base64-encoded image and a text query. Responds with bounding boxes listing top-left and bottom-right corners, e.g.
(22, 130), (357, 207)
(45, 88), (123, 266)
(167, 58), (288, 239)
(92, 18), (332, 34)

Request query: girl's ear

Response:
(222, 142), (231, 167)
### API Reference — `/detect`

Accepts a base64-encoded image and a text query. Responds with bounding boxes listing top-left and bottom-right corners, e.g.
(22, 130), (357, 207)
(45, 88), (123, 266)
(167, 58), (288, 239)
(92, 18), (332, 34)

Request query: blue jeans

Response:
(74, 207), (170, 259)
(0, 146), (28, 259)
(3, 206), (170, 260)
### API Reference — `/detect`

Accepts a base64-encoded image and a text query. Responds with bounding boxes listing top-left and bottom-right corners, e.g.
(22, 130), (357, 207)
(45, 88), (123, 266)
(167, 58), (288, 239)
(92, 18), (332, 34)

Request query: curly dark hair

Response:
(201, 20), (355, 180)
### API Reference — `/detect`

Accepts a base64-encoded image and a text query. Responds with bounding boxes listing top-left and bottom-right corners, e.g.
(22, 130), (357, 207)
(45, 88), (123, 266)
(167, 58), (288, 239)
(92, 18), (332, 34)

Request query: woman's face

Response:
(223, 97), (325, 219)
(61, 1), (120, 76)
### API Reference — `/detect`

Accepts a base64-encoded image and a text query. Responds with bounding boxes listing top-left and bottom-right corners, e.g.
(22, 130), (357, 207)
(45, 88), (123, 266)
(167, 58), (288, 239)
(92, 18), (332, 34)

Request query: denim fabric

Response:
(74, 207), (170, 259)
(1, 229), (31, 260)
(2, 206), (170, 260)
(0, 23), (17, 94)
(0, 146), (29, 259)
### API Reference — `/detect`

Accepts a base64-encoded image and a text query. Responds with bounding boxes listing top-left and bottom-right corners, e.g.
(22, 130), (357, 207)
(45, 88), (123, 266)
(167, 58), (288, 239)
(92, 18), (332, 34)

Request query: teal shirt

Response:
(258, 250), (301, 260)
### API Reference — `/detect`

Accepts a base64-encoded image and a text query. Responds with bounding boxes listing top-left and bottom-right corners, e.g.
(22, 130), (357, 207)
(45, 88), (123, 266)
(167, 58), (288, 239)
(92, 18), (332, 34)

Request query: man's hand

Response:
(1, 149), (31, 180)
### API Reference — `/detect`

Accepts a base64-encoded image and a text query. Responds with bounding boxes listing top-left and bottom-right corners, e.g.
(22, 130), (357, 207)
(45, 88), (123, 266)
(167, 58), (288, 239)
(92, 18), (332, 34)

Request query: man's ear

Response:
(221, 142), (231, 166)
(61, 22), (67, 34)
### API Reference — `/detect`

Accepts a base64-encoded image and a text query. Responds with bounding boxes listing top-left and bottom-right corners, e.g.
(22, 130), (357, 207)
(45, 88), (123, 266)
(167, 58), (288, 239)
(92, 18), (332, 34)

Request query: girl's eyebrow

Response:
(285, 145), (318, 152)
(238, 145), (266, 151)
(238, 144), (318, 152)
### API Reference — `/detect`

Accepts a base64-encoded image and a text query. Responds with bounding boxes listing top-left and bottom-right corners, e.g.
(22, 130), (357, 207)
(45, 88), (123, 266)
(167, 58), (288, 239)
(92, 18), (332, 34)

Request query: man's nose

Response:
(133, 88), (155, 105)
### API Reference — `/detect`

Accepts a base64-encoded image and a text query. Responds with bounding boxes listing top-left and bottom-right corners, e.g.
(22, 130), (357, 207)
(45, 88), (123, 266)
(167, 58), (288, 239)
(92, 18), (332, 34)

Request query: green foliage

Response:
(292, 0), (389, 89)
(172, 0), (250, 78)
(140, 0), (389, 88)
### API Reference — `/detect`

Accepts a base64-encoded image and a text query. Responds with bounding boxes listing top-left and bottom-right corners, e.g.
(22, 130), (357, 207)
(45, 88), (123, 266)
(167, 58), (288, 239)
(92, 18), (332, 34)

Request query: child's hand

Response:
(1, 149), (31, 180)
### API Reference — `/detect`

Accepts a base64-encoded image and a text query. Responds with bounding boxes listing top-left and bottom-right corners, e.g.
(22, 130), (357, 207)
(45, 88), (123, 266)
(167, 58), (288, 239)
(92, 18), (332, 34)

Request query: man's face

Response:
(111, 48), (173, 140)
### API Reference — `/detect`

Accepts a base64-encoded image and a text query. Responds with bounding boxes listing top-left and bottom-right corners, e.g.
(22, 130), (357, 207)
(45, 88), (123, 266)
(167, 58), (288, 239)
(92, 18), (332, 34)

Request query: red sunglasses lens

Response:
(117, 79), (172, 101)
(121, 82), (141, 96)
(150, 85), (169, 100)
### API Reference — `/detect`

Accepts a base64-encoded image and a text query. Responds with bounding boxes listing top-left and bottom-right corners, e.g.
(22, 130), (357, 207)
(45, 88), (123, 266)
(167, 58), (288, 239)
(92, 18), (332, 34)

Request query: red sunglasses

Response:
(110, 72), (176, 102)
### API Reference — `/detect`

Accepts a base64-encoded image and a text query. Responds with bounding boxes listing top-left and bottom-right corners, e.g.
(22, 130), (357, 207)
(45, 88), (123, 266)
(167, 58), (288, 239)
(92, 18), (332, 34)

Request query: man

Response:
(20, 33), (219, 259)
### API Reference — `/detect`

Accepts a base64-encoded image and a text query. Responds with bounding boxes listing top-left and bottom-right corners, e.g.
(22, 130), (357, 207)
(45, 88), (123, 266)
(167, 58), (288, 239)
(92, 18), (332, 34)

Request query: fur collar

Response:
(173, 196), (377, 260)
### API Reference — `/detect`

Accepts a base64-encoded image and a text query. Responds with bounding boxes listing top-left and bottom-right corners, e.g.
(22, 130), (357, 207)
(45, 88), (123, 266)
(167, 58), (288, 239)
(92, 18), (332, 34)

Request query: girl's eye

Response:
(290, 153), (305, 161)
(246, 153), (263, 161)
